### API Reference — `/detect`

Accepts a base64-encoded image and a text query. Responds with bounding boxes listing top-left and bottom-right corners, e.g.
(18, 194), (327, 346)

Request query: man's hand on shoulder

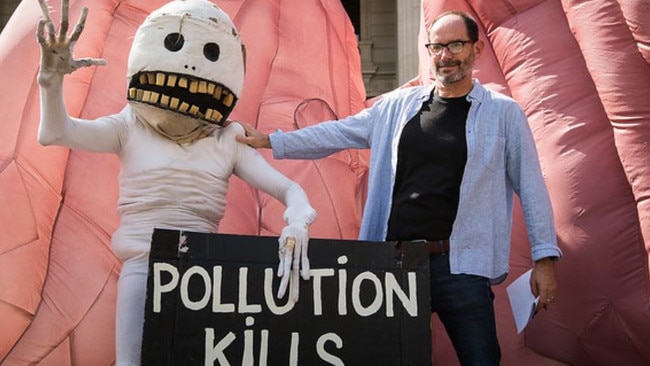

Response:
(225, 120), (272, 149)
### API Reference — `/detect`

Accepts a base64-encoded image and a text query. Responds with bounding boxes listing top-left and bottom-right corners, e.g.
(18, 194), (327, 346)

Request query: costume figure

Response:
(36, 0), (316, 364)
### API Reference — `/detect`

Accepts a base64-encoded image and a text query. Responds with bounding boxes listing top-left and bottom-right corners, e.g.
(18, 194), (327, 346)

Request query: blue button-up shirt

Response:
(271, 79), (562, 282)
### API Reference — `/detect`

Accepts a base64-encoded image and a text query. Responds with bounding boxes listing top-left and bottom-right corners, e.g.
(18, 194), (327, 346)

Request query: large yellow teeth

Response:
(128, 71), (236, 124)
(167, 74), (177, 87)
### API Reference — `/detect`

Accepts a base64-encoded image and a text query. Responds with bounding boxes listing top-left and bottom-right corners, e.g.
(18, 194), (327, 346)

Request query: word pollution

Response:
(153, 255), (419, 318)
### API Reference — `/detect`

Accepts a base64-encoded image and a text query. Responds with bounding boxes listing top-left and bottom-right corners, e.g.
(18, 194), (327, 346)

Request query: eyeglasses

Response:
(424, 40), (474, 55)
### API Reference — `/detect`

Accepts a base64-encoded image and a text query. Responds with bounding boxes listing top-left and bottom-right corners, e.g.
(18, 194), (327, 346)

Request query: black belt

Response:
(396, 239), (450, 255)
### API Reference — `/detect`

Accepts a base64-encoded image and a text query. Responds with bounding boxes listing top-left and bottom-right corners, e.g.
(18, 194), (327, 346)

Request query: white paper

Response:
(506, 269), (539, 334)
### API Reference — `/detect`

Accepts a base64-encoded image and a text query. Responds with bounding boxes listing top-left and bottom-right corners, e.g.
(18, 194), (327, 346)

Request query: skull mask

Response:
(126, 0), (245, 143)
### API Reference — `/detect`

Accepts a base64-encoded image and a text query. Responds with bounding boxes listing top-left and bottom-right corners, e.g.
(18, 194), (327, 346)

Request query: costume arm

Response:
(233, 125), (316, 303)
(38, 80), (126, 153)
(237, 155), (316, 226)
(36, 0), (121, 153)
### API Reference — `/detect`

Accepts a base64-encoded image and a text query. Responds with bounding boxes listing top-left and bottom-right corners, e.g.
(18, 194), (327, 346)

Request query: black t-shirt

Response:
(386, 91), (470, 241)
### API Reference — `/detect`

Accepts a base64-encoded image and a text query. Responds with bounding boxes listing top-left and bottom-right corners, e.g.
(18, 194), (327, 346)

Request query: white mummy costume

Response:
(36, 1), (316, 364)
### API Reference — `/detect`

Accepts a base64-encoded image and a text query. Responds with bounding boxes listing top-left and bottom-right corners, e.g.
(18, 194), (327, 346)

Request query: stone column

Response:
(359, 0), (378, 94)
(396, 0), (421, 85)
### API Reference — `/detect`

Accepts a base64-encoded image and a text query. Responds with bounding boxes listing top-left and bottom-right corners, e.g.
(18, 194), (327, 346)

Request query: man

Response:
(236, 11), (561, 365)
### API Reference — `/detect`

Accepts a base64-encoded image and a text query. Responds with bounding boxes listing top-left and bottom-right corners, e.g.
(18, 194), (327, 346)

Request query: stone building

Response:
(342, 0), (420, 97)
(0, 0), (421, 98)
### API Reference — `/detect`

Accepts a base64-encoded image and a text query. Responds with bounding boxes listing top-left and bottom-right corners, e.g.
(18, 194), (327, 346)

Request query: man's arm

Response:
(233, 104), (377, 159)
(503, 103), (561, 310)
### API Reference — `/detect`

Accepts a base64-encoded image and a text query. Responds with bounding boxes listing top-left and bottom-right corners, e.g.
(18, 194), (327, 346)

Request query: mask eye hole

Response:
(164, 33), (184, 52)
(203, 43), (220, 62)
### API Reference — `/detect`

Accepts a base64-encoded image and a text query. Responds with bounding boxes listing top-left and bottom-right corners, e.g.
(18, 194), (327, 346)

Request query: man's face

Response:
(428, 15), (477, 85)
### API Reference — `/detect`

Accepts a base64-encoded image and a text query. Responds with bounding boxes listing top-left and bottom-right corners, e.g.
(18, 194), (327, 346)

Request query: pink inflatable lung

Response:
(0, 0), (648, 365)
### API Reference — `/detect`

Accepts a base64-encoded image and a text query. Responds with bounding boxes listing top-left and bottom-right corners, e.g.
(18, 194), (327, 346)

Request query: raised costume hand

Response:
(36, 0), (106, 86)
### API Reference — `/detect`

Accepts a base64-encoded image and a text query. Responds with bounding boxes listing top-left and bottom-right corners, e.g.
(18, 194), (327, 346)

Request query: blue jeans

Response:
(429, 253), (501, 366)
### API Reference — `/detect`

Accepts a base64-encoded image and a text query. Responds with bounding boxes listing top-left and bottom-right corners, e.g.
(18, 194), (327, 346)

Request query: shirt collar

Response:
(467, 79), (485, 103)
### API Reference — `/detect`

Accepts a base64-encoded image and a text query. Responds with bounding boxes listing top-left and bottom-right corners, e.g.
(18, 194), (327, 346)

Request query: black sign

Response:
(142, 229), (431, 365)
